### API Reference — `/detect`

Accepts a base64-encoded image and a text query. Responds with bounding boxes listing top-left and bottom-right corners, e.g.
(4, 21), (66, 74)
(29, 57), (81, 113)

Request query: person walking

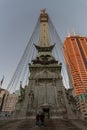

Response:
(40, 112), (45, 126)
(36, 113), (40, 126)
(36, 111), (42, 126)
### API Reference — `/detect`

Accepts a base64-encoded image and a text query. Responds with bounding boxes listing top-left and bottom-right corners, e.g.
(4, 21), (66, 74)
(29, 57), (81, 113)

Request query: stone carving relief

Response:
(28, 90), (34, 107)
(18, 86), (25, 102)
(57, 91), (64, 105)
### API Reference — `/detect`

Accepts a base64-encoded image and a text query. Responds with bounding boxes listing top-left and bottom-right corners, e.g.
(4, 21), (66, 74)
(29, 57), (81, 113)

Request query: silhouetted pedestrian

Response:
(36, 114), (40, 126)
(40, 112), (45, 126)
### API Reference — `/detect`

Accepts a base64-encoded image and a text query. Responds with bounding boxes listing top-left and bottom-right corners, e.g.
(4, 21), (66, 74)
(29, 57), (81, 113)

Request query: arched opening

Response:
(43, 108), (50, 119)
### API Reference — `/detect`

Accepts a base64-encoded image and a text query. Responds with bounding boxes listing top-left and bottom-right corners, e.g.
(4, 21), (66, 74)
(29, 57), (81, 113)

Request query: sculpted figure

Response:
(28, 90), (34, 106)
(18, 86), (25, 102)
(57, 91), (64, 105)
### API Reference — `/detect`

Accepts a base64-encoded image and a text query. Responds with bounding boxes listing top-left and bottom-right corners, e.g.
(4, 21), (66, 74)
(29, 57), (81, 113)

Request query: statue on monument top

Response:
(41, 8), (46, 14)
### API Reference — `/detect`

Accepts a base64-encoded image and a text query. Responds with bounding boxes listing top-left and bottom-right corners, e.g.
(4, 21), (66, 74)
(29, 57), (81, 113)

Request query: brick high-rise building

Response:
(63, 34), (87, 119)
(0, 88), (9, 111)
(63, 34), (87, 96)
(2, 93), (18, 114)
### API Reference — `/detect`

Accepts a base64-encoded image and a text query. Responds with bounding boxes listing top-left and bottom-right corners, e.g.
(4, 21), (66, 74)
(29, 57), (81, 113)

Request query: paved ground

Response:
(0, 119), (87, 130)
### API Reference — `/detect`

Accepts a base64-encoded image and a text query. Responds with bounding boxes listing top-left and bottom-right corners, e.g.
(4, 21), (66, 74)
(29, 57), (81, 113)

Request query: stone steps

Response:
(0, 119), (86, 130)
(17, 119), (81, 130)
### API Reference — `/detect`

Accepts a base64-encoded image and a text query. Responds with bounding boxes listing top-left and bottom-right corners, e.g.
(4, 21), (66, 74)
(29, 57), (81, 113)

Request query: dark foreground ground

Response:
(0, 118), (87, 130)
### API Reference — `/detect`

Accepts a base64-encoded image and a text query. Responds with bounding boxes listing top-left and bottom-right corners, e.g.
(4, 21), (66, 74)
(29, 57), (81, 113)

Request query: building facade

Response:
(63, 34), (87, 119)
(0, 88), (9, 111)
(2, 93), (18, 114)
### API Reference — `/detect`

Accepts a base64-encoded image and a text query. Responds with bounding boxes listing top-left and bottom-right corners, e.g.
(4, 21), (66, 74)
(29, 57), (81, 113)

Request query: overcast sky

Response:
(0, 0), (87, 89)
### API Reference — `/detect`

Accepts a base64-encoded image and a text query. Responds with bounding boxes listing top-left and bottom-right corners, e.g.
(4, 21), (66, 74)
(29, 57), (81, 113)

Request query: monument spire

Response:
(33, 10), (57, 65)
(14, 10), (76, 120)
(39, 9), (50, 47)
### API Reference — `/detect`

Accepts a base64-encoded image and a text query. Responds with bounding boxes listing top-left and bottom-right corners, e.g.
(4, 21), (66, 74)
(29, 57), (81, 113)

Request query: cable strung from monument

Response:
(7, 19), (40, 92)
(48, 17), (69, 88)
(7, 14), (69, 93)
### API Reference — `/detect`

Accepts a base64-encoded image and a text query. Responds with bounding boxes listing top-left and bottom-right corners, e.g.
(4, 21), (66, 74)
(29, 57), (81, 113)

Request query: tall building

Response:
(0, 88), (9, 111)
(14, 10), (76, 119)
(63, 34), (87, 119)
(2, 93), (18, 114)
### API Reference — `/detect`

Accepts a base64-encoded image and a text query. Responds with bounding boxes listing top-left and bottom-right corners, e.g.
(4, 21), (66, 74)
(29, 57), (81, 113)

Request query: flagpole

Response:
(0, 75), (4, 87)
